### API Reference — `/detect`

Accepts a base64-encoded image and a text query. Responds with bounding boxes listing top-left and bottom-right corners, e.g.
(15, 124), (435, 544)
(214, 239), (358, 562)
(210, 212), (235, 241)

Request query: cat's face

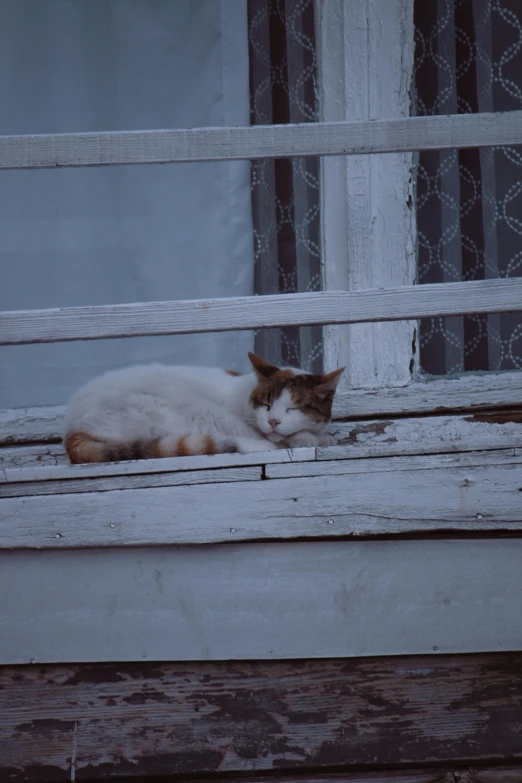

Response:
(247, 353), (344, 443)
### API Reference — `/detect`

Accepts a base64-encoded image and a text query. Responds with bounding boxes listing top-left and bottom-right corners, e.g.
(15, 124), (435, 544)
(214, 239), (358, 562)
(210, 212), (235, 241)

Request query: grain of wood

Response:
(0, 405), (63, 444)
(0, 443), (67, 469)
(265, 448), (517, 478)
(318, 0), (417, 393)
(1, 450), (521, 548)
(1, 110), (521, 170)
(333, 370), (522, 418)
(0, 465), (262, 497)
(1, 279), (522, 346)
(324, 415), (522, 459)
(1, 653), (522, 779)
(0, 446), (314, 485)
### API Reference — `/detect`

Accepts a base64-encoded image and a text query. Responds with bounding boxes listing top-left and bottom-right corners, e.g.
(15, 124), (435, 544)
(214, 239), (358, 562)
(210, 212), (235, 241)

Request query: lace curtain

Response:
(248, 0), (323, 372)
(415, 0), (522, 375)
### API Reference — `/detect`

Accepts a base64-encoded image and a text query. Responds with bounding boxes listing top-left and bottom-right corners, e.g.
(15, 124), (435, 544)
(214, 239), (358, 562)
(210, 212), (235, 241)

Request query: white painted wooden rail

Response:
(2, 278), (522, 345)
(1, 111), (522, 169)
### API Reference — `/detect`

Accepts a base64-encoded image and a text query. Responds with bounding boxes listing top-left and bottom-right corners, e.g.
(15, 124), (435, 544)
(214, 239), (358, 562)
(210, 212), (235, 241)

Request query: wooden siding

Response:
(2, 653), (522, 780)
(1, 539), (522, 664)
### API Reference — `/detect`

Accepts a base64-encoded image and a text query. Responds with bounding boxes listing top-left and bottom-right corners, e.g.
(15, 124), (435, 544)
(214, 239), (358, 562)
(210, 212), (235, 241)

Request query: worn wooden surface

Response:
(2, 653), (522, 780)
(1, 109), (521, 170)
(2, 539), (522, 664)
(0, 443), (67, 468)
(318, 0), (417, 393)
(0, 465), (263, 497)
(2, 449), (521, 547)
(333, 371), (522, 418)
(2, 279), (521, 346)
(0, 446), (313, 486)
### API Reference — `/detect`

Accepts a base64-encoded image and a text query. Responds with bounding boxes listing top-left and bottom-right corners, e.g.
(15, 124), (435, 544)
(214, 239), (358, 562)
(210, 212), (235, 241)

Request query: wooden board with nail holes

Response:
(2, 653), (522, 780)
(2, 449), (522, 546)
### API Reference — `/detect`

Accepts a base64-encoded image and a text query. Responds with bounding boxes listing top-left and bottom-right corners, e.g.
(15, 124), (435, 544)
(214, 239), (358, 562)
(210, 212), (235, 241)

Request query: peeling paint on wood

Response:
(1, 654), (522, 781)
(318, 0), (417, 392)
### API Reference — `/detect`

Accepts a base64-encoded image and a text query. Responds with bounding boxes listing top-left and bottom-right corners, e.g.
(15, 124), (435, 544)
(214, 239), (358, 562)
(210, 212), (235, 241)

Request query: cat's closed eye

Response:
(303, 404), (323, 415)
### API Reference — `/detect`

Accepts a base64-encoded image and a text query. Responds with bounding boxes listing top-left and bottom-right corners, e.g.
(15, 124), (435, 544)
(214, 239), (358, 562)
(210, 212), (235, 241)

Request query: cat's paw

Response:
(286, 431), (320, 448)
(235, 437), (278, 453)
(317, 433), (338, 447)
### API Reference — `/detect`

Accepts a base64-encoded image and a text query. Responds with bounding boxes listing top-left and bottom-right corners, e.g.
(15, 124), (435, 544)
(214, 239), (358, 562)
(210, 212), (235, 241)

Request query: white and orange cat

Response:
(63, 352), (344, 464)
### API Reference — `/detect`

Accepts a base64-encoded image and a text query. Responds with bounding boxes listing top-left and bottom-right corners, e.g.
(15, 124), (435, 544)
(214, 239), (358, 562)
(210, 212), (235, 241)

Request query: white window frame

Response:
(317, 0), (522, 419)
(1, 1), (522, 440)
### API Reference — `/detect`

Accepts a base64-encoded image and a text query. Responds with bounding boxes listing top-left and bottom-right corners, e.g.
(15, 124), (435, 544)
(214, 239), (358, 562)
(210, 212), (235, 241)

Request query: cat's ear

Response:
(248, 352), (280, 379)
(314, 367), (345, 397)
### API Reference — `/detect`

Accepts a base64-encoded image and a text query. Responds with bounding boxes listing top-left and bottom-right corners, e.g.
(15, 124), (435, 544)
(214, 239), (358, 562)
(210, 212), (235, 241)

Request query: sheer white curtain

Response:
(0, 0), (254, 408)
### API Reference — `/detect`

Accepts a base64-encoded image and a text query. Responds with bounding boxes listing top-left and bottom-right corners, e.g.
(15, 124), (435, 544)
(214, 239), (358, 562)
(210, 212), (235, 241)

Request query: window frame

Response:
(316, 0), (522, 419)
(1, 1), (522, 430)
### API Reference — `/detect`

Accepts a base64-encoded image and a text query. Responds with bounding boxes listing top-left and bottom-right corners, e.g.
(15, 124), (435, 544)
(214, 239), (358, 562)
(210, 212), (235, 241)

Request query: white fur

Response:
(63, 363), (331, 454)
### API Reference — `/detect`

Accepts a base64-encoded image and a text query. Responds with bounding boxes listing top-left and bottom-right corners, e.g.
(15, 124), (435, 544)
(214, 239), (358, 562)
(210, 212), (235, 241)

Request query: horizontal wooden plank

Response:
(1, 450), (521, 548)
(0, 465), (262, 498)
(0, 443), (67, 469)
(2, 540), (522, 663)
(2, 279), (522, 346)
(333, 371), (522, 418)
(264, 448), (517, 478)
(0, 405), (63, 445)
(325, 415), (522, 459)
(0, 446), (314, 486)
(1, 110), (522, 170)
(2, 655), (522, 782)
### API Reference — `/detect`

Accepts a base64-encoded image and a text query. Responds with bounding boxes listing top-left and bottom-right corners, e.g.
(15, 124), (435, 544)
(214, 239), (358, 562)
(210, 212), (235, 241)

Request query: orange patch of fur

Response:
(175, 436), (190, 457)
(64, 431), (104, 464)
(225, 369), (241, 376)
(149, 441), (164, 459)
(203, 435), (216, 454)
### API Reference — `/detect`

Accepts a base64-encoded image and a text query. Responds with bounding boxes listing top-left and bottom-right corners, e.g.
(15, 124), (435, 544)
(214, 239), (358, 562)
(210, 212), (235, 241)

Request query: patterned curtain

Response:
(415, 0), (522, 375)
(248, 0), (323, 372)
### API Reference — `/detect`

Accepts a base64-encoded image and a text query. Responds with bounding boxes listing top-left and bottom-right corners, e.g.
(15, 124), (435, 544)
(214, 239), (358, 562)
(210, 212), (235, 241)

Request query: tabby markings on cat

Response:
(63, 352), (344, 464)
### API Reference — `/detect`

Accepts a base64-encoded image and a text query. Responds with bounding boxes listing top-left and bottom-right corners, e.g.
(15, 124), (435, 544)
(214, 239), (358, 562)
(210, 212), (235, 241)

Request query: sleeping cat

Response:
(63, 352), (344, 464)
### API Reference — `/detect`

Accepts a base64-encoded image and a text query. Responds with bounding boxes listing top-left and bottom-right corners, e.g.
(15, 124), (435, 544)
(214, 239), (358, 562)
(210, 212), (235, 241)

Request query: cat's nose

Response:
(268, 417), (281, 429)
